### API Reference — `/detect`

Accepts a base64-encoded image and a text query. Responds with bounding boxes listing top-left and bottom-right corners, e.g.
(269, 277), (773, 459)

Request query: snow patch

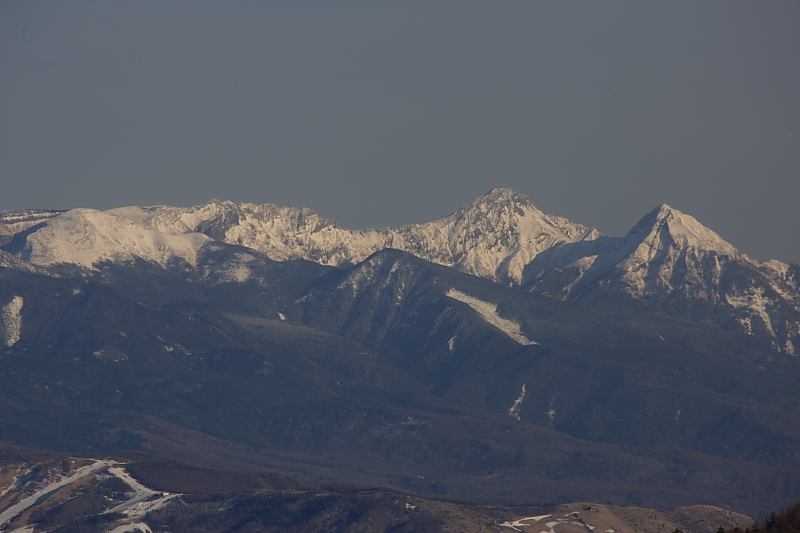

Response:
(445, 289), (537, 345)
(509, 384), (526, 420)
(786, 339), (796, 356)
(210, 254), (256, 283)
(2, 296), (23, 347)
(163, 344), (191, 356)
(548, 389), (562, 422)
(499, 514), (552, 531)
(726, 288), (777, 337)
(0, 467), (32, 499)
(107, 523), (153, 533)
(738, 316), (753, 336)
(230, 265), (252, 283)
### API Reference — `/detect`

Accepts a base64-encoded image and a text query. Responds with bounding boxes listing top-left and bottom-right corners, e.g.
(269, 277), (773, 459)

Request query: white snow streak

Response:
(445, 289), (537, 346)
(103, 467), (178, 518)
(2, 296), (23, 347)
(509, 384), (527, 420)
(499, 514), (552, 531)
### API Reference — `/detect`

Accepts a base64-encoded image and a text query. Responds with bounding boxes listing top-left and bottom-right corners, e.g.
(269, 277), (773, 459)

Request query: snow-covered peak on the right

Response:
(523, 203), (799, 355)
(623, 204), (739, 258)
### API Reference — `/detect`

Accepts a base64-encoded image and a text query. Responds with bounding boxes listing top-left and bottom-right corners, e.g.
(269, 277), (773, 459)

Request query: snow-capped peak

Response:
(608, 204), (744, 299)
(520, 201), (799, 354)
(1, 190), (597, 284)
(15, 207), (211, 270)
(624, 204), (739, 257)
(455, 188), (592, 242)
(2, 192), (797, 355)
(420, 189), (597, 284)
(472, 187), (533, 206)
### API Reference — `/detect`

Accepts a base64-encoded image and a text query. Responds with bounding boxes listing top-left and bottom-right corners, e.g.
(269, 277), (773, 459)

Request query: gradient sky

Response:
(1, 1), (798, 263)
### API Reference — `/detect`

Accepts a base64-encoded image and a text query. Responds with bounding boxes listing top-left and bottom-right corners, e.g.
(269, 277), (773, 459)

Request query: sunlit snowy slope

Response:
(1, 189), (594, 284)
(522, 204), (800, 355)
(1, 189), (797, 354)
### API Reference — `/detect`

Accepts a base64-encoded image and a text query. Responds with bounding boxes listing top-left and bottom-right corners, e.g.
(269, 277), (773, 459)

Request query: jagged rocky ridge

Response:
(1, 189), (797, 354)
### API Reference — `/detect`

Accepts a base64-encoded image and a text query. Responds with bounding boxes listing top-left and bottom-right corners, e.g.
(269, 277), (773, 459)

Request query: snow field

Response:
(2, 296), (23, 347)
(445, 289), (537, 346)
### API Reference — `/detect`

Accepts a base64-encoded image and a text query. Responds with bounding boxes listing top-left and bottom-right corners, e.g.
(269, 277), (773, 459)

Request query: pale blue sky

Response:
(1, 1), (798, 263)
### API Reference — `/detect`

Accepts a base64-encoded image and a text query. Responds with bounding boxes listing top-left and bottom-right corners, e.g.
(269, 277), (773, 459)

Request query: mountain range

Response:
(4, 188), (797, 355)
(1, 189), (799, 519)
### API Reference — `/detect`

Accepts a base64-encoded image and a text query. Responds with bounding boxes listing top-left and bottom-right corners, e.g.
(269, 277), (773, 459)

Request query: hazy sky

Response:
(1, 1), (798, 263)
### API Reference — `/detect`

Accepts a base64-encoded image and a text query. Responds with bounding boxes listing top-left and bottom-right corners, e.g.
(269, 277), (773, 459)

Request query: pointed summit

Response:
(455, 188), (534, 215)
(625, 204), (739, 257)
(608, 204), (742, 300)
(425, 188), (596, 284)
(480, 187), (532, 203)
